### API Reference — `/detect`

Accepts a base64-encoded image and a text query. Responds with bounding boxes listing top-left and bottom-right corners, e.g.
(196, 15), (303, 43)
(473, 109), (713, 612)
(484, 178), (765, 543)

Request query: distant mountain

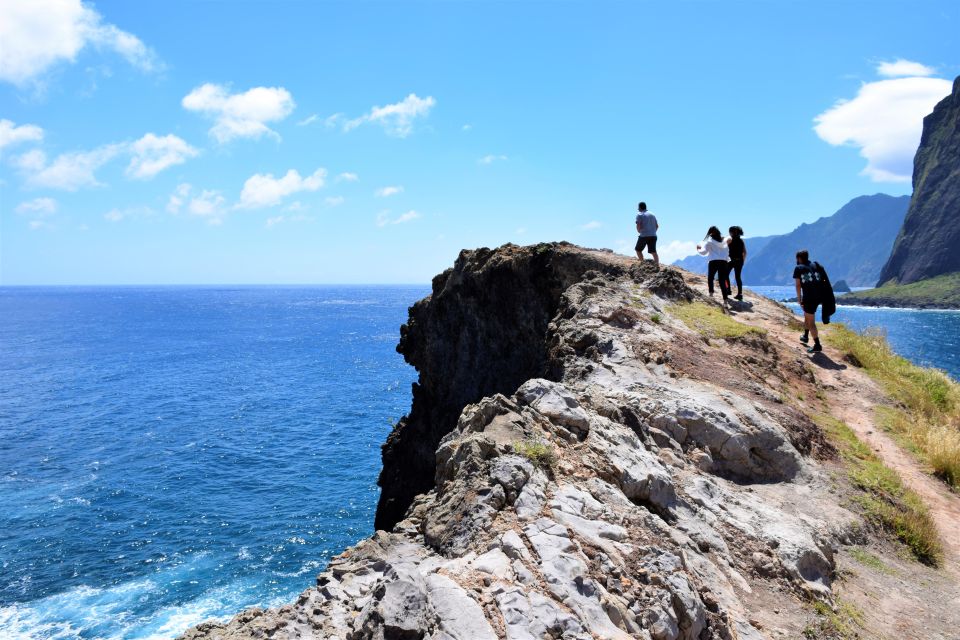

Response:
(878, 76), (960, 286)
(671, 194), (909, 286)
(672, 235), (775, 275)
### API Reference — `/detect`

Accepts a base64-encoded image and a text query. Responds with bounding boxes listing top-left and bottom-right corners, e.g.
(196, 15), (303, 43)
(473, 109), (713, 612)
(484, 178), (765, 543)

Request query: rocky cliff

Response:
(878, 76), (960, 286)
(183, 243), (946, 640)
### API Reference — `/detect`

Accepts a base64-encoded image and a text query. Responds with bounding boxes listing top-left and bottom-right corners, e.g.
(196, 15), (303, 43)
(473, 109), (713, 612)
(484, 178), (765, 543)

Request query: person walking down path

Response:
(727, 226), (746, 301)
(697, 226), (731, 301)
(793, 249), (836, 353)
(634, 202), (659, 266)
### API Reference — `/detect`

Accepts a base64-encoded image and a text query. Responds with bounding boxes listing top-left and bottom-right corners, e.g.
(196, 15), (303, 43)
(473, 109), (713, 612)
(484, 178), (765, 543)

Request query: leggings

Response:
(707, 260), (731, 298)
(728, 259), (743, 295)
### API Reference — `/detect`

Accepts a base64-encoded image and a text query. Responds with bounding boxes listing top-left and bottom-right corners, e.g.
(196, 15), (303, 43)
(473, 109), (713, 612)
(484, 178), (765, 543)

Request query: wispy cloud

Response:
(297, 114), (319, 126)
(14, 143), (125, 190)
(374, 185), (403, 197)
(580, 221), (602, 230)
(0, 0), (161, 87)
(344, 94), (435, 137)
(325, 196), (345, 207)
(182, 83), (296, 143)
(336, 172), (359, 182)
(376, 209), (421, 227)
(167, 183), (226, 224)
(15, 197), (57, 216)
(126, 133), (198, 179)
(478, 154), (508, 165)
(0, 119), (44, 149)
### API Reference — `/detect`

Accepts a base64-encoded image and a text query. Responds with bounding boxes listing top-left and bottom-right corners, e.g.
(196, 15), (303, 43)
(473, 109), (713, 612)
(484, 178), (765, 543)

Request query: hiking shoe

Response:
(799, 334), (809, 344)
(735, 294), (743, 301)
(808, 343), (822, 353)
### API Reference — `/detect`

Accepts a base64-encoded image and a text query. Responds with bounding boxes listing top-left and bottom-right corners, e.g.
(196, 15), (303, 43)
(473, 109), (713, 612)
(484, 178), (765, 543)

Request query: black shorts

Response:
(802, 299), (821, 315)
(636, 236), (657, 253)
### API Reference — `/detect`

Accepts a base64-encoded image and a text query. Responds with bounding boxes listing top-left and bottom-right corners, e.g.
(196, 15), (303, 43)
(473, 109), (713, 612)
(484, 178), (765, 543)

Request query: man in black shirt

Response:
(793, 249), (823, 353)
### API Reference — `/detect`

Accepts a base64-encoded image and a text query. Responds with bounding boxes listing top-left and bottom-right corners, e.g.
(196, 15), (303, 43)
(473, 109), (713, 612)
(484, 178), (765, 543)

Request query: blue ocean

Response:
(0, 286), (426, 639)
(1, 284), (958, 640)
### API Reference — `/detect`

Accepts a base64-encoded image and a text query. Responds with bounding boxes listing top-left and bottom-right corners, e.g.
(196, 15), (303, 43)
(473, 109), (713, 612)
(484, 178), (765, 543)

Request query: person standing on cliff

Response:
(727, 226), (746, 301)
(634, 202), (659, 266)
(794, 249), (828, 353)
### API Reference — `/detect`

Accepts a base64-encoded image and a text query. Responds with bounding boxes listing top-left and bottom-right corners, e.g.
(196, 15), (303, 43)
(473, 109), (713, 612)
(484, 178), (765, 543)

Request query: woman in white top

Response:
(696, 226), (731, 300)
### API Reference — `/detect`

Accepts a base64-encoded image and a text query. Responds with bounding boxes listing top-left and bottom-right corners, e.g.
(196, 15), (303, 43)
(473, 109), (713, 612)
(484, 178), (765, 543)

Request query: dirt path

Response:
(738, 292), (960, 572)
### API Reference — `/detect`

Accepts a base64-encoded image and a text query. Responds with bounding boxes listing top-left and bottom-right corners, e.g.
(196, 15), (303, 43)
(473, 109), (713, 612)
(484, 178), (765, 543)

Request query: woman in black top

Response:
(727, 226), (746, 301)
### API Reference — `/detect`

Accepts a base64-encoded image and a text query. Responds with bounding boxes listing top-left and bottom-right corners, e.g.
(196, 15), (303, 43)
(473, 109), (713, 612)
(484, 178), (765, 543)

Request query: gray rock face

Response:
(879, 76), (960, 285)
(181, 245), (860, 640)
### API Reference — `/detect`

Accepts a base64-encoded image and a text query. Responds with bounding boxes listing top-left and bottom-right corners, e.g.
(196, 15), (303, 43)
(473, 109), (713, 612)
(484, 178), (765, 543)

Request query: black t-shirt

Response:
(729, 237), (745, 262)
(793, 262), (823, 300)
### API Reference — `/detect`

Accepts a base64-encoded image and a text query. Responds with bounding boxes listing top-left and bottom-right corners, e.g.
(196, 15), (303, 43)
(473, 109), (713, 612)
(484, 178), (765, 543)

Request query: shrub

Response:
(516, 439), (557, 469)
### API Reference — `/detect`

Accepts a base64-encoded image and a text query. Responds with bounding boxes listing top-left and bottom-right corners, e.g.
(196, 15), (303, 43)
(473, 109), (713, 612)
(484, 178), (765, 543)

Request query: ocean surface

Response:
(0, 286), (427, 640)
(750, 286), (960, 379)
(1, 284), (958, 640)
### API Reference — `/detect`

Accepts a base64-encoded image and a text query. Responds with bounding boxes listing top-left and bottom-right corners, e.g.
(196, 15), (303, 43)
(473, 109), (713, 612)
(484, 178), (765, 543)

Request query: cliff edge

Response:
(878, 75), (960, 286)
(182, 243), (960, 640)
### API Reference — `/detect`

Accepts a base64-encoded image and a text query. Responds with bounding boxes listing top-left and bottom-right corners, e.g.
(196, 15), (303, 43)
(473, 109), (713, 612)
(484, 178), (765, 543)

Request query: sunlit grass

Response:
(669, 301), (766, 340)
(815, 413), (943, 566)
(826, 324), (960, 489)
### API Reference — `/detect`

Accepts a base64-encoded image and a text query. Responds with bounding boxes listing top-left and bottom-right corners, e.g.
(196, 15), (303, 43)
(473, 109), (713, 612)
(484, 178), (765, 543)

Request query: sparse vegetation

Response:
(516, 439), (557, 469)
(848, 547), (894, 575)
(669, 301), (766, 340)
(804, 598), (866, 639)
(650, 313), (662, 324)
(825, 324), (960, 489)
(815, 413), (943, 566)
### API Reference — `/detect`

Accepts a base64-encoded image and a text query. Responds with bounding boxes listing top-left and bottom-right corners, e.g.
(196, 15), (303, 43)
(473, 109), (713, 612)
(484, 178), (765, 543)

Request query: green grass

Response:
(826, 324), (960, 489)
(516, 439), (557, 469)
(650, 313), (662, 324)
(848, 547), (894, 575)
(842, 271), (960, 308)
(815, 414), (943, 566)
(804, 599), (866, 640)
(669, 301), (767, 340)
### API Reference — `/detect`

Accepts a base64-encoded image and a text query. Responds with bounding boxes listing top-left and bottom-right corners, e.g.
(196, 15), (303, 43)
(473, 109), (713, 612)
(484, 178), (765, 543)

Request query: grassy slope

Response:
(841, 272), (960, 308)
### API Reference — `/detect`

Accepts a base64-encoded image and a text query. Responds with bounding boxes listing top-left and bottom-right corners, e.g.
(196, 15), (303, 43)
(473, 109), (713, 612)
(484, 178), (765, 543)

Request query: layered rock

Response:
(878, 75), (960, 285)
(182, 244), (860, 640)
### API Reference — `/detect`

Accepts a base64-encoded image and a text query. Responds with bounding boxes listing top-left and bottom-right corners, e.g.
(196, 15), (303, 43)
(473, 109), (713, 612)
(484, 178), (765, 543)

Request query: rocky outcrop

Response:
(878, 76), (960, 286)
(182, 244), (862, 640)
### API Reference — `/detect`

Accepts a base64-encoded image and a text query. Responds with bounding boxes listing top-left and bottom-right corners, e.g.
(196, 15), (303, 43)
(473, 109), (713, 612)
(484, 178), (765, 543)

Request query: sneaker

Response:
(799, 334), (809, 344)
(735, 294), (743, 301)
(808, 343), (822, 353)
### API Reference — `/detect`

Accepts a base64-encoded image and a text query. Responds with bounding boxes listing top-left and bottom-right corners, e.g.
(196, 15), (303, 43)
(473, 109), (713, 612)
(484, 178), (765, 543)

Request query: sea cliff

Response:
(182, 243), (959, 640)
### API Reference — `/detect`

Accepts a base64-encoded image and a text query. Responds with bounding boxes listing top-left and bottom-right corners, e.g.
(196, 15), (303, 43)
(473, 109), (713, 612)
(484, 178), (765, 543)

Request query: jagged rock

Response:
(181, 244), (861, 640)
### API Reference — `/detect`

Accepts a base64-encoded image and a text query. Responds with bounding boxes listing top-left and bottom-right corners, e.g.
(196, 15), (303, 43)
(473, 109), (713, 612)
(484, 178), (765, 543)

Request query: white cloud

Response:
(325, 113), (344, 128)
(0, 0), (160, 87)
(297, 114), (319, 126)
(580, 221), (602, 230)
(478, 154), (508, 165)
(265, 213), (311, 228)
(103, 205), (152, 223)
(814, 65), (952, 183)
(0, 119), (44, 149)
(238, 167), (326, 209)
(336, 172), (359, 182)
(15, 197), (57, 216)
(657, 240), (699, 263)
(182, 83), (296, 143)
(877, 59), (936, 78)
(462, 124), (473, 131)
(126, 133), (198, 179)
(375, 185), (403, 197)
(344, 94), (435, 137)
(377, 209), (421, 226)
(15, 143), (124, 190)
(188, 189), (226, 224)
(167, 182), (192, 213)
(325, 196), (345, 207)
(29, 219), (53, 230)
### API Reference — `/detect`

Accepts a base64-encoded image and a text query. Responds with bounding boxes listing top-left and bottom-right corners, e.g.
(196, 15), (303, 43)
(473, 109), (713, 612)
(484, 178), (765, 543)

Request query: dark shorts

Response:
(636, 236), (657, 253)
(802, 299), (821, 315)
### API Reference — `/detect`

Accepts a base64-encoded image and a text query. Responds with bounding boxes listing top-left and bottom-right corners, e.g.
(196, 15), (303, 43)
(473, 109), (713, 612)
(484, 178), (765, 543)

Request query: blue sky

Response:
(1, 0), (957, 285)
